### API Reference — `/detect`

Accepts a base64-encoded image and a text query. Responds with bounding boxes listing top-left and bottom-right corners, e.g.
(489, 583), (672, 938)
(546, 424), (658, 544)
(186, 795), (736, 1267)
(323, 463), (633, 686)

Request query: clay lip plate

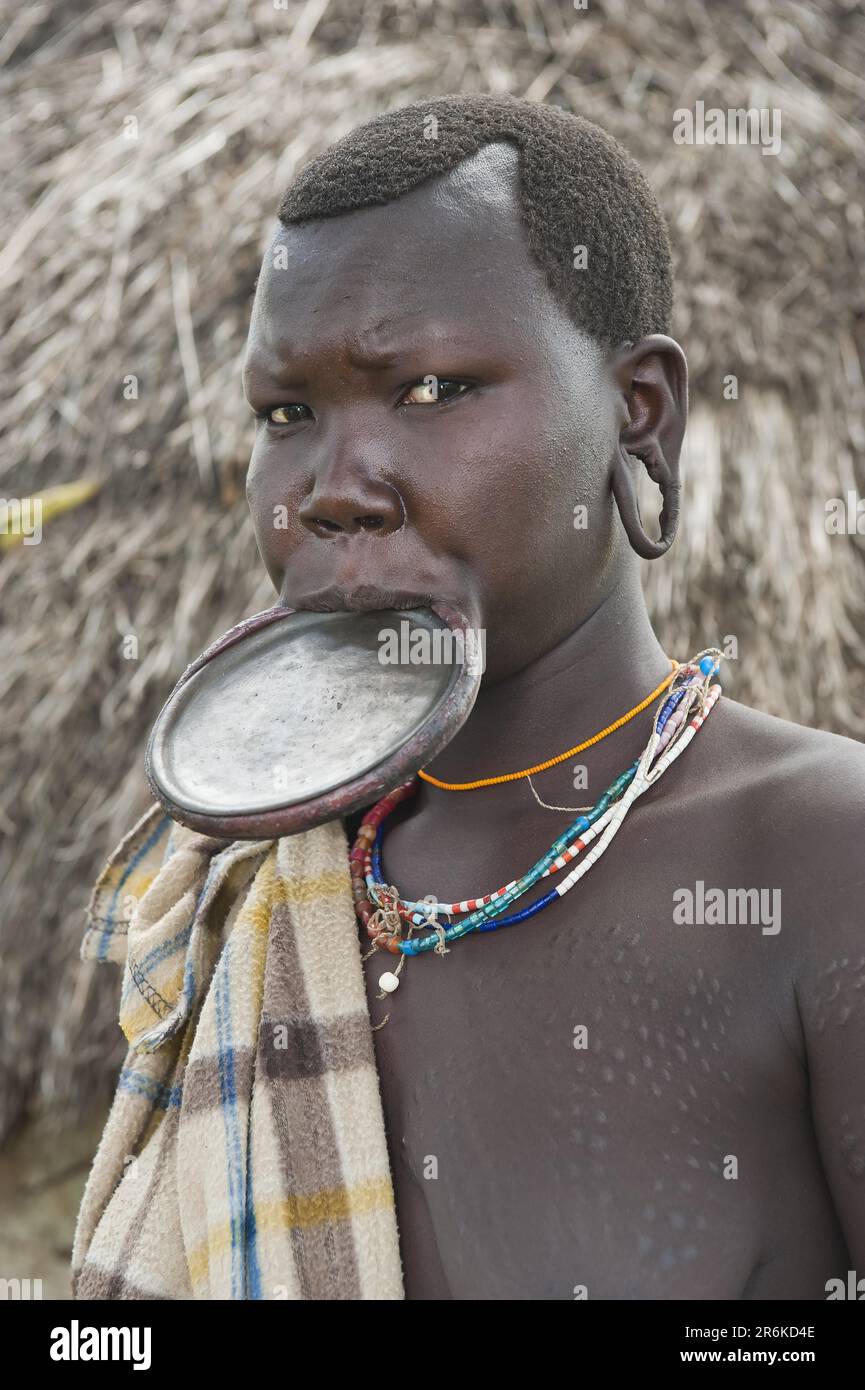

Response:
(145, 602), (483, 839)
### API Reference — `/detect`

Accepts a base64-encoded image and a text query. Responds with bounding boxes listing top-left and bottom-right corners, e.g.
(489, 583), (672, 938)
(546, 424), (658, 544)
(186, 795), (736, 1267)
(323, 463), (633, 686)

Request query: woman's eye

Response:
(400, 378), (470, 406)
(265, 404), (312, 426)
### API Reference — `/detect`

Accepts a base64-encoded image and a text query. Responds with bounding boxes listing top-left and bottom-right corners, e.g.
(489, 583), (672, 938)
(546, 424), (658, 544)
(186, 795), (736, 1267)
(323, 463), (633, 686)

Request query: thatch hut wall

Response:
(1, 0), (863, 1143)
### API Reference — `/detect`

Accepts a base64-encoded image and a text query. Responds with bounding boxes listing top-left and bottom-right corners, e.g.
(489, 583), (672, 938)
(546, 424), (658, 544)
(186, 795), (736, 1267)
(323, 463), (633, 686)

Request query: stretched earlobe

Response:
(611, 445), (681, 560)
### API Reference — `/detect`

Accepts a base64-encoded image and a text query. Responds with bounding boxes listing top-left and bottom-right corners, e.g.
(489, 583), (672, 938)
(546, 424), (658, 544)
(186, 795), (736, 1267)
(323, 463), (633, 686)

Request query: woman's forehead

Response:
(247, 163), (565, 368)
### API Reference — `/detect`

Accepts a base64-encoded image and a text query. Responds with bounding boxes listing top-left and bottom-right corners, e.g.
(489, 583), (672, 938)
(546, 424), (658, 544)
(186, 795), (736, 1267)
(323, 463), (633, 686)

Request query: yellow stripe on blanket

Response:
(237, 849), (275, 1013)
(95, 864), (159, 911)
(274, 868), (353, 908)
(120, 965), (187, 1043)
(187, 1177), (395, 1287)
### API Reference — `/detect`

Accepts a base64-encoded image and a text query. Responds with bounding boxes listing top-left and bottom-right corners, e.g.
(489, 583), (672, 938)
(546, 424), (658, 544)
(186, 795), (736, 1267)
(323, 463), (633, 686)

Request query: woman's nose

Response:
(298, 472), (405, 538)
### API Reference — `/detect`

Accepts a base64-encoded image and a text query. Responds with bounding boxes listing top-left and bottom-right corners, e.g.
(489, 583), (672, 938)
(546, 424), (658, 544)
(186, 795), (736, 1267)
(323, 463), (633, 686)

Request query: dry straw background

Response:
(1, 0), (863, 1176)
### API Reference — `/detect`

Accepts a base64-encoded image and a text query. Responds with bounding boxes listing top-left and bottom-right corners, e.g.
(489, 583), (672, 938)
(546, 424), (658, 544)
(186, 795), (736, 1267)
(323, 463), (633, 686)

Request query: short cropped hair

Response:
(277, 93), (673, 350)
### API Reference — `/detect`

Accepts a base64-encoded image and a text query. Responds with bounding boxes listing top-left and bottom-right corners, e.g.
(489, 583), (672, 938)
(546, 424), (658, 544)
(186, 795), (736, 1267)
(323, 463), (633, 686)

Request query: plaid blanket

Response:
(71, 805), (404, 1300)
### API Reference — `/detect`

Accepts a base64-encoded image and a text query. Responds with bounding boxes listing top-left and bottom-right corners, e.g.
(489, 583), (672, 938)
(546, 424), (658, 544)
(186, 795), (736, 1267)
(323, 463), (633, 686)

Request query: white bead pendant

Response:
(378, 971), (400, 994)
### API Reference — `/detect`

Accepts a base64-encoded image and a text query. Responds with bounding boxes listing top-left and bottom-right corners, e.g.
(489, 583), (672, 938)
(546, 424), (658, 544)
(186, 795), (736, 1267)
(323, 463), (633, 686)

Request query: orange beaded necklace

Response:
(417, 658), (679, 791)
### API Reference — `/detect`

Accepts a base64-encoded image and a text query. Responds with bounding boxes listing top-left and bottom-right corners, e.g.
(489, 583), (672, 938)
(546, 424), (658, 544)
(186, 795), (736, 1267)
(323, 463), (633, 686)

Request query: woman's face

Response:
(243, 144), (622, 684)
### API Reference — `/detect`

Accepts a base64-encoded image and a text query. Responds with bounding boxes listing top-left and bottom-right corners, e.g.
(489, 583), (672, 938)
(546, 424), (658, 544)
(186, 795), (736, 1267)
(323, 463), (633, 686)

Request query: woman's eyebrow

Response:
(349, 322), (464, 360)
(243, 320), (491, 396)
(243, 351), (310, 397)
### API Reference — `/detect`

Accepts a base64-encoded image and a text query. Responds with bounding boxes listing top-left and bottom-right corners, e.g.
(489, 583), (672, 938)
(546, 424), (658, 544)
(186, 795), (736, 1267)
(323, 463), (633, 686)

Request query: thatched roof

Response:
(1, 0), (863, 1142)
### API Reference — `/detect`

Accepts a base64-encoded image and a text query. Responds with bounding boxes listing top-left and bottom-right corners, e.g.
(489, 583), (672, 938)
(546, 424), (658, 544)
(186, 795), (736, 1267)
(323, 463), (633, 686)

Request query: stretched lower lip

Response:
(291, 587), (435, 613)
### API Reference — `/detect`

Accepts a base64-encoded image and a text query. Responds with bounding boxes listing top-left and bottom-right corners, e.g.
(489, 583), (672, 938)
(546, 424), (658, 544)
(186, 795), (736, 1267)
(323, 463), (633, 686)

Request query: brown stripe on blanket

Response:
(72, 1271), (184, 1300)
(180, 1045), (256, 1117)
(260, 1011), (374, 1082)
(260, 898), (363, 1300)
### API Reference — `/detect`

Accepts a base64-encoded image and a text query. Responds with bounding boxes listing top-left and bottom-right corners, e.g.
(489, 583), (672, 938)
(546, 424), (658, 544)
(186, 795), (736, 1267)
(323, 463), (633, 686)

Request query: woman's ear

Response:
(609, 334), (688, 560)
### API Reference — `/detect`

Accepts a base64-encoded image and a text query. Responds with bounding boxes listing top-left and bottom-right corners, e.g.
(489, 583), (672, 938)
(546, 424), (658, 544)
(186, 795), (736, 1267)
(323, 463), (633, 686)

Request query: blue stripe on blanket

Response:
(117, 1066), (183, 1110)
(98, 816), (172, 963)
(245, 1139), (263, 1299)
(120, 922), (194, 1004)
(119, 844), (228, 1009)
(215, 936), (247, 1298)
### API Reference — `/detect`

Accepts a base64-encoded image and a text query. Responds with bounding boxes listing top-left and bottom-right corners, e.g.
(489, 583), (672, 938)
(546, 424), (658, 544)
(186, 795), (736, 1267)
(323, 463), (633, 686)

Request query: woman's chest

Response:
(356, 831), (810, 1299)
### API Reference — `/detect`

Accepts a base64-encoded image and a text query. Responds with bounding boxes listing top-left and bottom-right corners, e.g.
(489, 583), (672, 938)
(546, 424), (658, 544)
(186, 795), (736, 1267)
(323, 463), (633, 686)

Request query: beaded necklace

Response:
(417, 659), (679, 790)
(350, 651), (723, 1018)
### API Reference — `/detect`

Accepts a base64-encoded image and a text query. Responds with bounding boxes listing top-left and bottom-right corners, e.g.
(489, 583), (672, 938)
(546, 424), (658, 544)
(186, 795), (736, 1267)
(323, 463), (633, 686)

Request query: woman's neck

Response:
(416, 570), (672, 820)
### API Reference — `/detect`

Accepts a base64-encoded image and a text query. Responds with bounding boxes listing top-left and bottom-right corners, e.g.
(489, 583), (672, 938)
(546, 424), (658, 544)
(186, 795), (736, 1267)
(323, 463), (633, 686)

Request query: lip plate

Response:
(145, 601), (483, 839)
